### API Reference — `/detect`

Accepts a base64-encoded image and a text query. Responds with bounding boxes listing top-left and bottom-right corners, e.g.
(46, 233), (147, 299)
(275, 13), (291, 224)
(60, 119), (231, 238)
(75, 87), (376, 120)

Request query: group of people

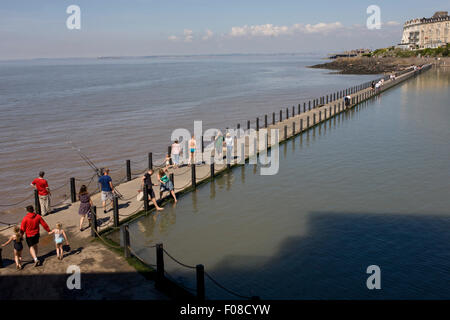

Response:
(1, 205), (69, 270)
(371, 78), (385, 92)
(168, 133), (234, 167)
(168, 135), (197, 168)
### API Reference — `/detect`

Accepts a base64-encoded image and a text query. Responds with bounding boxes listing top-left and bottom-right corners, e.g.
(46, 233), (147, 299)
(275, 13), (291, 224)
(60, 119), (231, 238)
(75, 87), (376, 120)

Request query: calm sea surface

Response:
(126, 68), (450, 299)
(0, 54), (376, 219)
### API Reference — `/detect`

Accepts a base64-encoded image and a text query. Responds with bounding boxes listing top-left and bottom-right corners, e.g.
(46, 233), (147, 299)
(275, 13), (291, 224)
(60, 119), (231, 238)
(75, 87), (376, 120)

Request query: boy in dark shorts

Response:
(20, 205), (51, 267)
(140, 169), (164, 211)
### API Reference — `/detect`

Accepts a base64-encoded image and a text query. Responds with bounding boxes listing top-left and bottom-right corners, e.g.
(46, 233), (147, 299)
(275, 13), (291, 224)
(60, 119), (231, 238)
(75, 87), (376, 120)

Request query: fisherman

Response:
(30, 171), (51, 216)
(98, 168), (114, 214)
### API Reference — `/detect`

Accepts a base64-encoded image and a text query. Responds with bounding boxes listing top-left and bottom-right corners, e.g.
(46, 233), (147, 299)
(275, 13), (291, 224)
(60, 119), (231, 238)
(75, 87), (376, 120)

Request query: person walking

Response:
(188, 135), (196, 166)
(20, 205), (51, 267)
(140, 169), (164, 211)
(98, 168), (114, 214)
(157, 169), (177, 202)
(171, 140), (182, 168)
(31, 171), (51, 216)
(78, 185), (93, 232)
(225, 132), (234, 164)
(1, 226), (24, 270)
(48, 223), (69, 260)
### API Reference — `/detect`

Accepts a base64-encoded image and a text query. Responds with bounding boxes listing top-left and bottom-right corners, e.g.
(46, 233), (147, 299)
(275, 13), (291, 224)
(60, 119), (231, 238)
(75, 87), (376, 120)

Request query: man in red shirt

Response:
(31, 171), (51, 216)
(20, 205), (51, 267)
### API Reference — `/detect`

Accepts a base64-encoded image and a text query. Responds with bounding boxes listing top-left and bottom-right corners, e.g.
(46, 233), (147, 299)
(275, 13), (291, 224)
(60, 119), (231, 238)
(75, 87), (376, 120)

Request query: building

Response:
(399, 11), (449, 50)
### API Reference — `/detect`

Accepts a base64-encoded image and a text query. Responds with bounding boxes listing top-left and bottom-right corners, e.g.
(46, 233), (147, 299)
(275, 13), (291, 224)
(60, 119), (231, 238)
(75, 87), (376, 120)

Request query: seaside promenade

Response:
(0, 64), (431, 299)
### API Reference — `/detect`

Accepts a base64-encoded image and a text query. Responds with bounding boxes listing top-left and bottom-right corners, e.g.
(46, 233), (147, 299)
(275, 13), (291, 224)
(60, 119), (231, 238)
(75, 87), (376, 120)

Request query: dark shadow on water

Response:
(174, 211), (450, 300)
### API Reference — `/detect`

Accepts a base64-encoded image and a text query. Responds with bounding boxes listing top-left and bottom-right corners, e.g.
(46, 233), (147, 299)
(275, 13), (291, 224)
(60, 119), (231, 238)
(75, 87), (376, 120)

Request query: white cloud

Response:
(229, 22), (343, 38)
(385, 21), (401, 26)
(202, 29), (214, 40)
(168, 35), (178, 41)
(183, 29), (193, 42)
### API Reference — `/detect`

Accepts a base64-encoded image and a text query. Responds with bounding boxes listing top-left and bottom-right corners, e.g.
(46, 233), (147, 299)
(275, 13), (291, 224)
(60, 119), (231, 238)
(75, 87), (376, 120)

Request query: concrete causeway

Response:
(0, 64), (431, 299)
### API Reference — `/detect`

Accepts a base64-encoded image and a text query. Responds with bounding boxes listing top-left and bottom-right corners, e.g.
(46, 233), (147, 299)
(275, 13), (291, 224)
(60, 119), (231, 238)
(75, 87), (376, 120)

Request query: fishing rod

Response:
(66, 139), (124, 199)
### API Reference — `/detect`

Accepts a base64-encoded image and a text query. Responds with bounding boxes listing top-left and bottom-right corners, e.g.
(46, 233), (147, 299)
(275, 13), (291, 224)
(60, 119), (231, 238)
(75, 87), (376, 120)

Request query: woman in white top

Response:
(225, 133), (234, 164)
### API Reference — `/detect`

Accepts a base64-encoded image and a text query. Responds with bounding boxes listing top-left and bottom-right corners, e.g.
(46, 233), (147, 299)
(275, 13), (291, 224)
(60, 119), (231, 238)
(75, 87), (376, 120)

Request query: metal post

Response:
(148, 152), (153, 170)
(313, 113), (316, 125)
(308, 101), (311, 111)
(307, 116), (310, 128)
(0, 248), (2, 268)
(264, 115), (267, 128)
(280, 110), (282, 122)
(284, 125), (287, 140)
(298, 104), (301, 114)
(272, 112), (275, 125)
(167, 146), (172, 165)
(122, 224), (131, 258)
(247, 120), (250, 130)
(196, 264), (205, 301)
(143, 184), (149, 212)
(286, 107), (289, 119)
(300, 119), (303, 132)
(303, 102), (306, 113)
(170, 173), (174, 187)
(156, 243), (164, 288)
(256, 117), (259, 131)
(210, 157), (214, 179)
(319, 110), (322, 122)
(90, 206), (98, 237)
(201, 136), (205, 162)
(70, 177), (76, 203)
(191, 164), (196, 188)
(126, 160), (131, 181)
(113, 195), (119, 227)
(292, 122), (295, 135)
(34, 189), (41, 216)
(292, 105), (295, 117)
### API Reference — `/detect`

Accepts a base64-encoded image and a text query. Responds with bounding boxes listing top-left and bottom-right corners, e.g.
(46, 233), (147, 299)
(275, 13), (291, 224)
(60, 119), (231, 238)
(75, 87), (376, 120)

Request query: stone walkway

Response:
(0, 64), (429, 299)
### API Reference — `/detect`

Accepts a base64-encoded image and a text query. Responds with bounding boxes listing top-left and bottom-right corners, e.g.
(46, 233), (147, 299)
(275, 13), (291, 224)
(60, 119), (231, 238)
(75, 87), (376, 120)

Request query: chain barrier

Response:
(162, 248), (196, 269)
(118, 203), (144, 217)
(164, 270), (197, 293)
(195, 173), (210, 182)
(172, 166), (191, 176)
(204, 271), (252, 300)
(92, 227), (122, 248)
(0, 194), (34, 207)
(129, 246), (157, 267)
(174, 180), (192, 191)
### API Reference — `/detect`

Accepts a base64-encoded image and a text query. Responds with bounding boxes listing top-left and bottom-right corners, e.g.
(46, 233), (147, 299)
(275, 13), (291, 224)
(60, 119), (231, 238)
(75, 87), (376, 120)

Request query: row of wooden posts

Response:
(35, 66), (424, 219)
(32, 76), (383, 217)
(86, 81), (382, 237)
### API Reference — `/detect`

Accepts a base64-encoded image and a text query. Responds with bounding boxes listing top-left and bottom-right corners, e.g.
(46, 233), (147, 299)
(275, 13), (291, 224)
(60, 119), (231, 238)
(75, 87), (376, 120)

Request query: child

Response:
(164, 153), (172, 170)
(1, 226), (23, 270)
(157, 168), (177, 202)
(49, 223), (69, 260)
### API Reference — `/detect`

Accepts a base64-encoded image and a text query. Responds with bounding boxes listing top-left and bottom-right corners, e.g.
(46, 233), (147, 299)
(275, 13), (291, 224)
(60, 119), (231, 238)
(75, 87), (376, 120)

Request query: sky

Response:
(0, 0), (448, 60)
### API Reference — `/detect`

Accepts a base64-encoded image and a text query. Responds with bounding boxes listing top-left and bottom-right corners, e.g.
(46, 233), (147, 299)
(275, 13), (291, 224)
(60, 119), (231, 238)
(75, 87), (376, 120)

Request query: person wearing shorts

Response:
(98, 169), (114, 214)
(188, 135), (196, 166)
(140, 169), (163, 211)
(157, 169), (177, 202)
(20, 205), (51, 267)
